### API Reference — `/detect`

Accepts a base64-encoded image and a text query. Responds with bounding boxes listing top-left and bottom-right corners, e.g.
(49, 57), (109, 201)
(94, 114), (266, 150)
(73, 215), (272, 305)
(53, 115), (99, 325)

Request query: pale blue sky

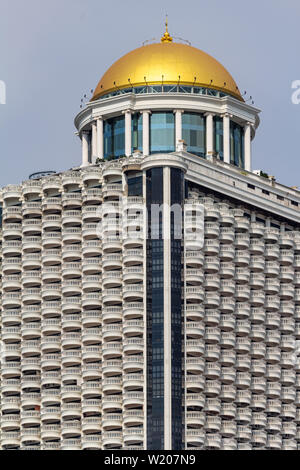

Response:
(0, 0), (299, 187)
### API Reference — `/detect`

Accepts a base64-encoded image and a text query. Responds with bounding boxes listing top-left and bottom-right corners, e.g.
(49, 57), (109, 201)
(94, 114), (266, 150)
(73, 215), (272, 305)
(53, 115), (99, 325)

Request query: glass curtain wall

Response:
(103, 115), (125, 159)
(214, 116), (224, 161)
(230, 121), (245, 168)
(150, 112), (175, 154)
(132, 113), (143, 153)
(146, 168), (164, 450)
(182, 113), (206, 157)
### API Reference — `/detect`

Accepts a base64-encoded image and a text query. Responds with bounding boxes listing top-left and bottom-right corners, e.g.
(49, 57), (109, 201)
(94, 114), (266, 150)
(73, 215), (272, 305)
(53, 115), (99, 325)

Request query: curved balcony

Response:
(102, 342), (122, 360)
(2, 257), (22, 274)
(61, 297), (81, 314)
(22, 220), (42, 236)
(220, 385), (236, 403)
(102, 306), (123, 323)
(186, 305), (204, 322)
(82, 257), (102, 275)
(102, 431), (123, 449)
(123, 284), (144, 302)
(102, 182), (123, 201)
(236, 408), (251, 425)
(82, 416), (102, 434)
(219, 246), (235, 262)
(186, 375), (205, 393)
(61, 192), (82, 210)
(204, 345), (219, 362)
(82, 292), (102, 309)
(101, 395), (122, 414)
(61, 350), (81, 368)
(235, 391), (251, 407)
(123, 356), (144, 373)
(203, 291), (219, 308)
(220, 403), (236, 421)
(266, 365), (281, 382)
(82, 206), (101, 223)
(186, 340), (205, 357)
(82, 240), (102, 257)
(2, 293), (22, 310)
(102, 288), (122, 305)
(123, 338), (144, 355)
(61, 332), (81, 350)
(81, 436), (102, 450)
(61, 438), (82, 451)
(3, 240), (22, 256)
(186, 358), (205, 375)
(204, 275), (220, 291)
(62, 228), (82, 244)
(250, 308), (265, 324)
(220, 350), (235, 367)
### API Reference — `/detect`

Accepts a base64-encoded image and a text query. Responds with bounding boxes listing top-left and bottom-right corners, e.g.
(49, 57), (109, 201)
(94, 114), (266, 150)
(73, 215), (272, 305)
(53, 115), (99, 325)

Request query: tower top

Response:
(161, 15), (173, 43)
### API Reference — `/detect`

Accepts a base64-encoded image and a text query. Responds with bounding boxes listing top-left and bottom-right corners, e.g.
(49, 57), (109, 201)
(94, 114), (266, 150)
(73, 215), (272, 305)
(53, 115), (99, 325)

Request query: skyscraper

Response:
(1, 24), (300, 451)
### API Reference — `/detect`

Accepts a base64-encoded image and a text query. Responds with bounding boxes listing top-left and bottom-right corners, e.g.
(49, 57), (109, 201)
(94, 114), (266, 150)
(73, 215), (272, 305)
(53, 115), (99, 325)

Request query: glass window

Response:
(150, 112), (175, 154)
(230, 121), (244, 168)
(182, 112), (206, 157)
(131, 113), (143, 152)
(127, 171), (142, 196)
(103, 115), (125, 159)
(214, 116), (224, 161)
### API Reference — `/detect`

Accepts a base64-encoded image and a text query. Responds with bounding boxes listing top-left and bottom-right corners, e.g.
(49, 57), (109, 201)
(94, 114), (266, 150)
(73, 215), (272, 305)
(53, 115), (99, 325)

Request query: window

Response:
(230, 121), (244, 168)
(182, 112), (206, 157)
(132, 113), (143, 152)
(214, 116), (224, 161)
(103, 115), (125, 159)
(127, 172), (143, 197)
(150, 112), (175, 154)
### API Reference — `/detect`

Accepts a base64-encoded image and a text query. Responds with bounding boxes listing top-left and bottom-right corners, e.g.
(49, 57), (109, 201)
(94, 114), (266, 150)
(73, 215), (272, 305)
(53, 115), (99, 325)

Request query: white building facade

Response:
(1, 29), (300, 451)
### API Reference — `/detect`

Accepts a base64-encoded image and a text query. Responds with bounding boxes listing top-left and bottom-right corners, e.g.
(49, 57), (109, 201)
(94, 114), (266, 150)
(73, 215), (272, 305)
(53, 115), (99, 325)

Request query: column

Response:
(81, 131), (89, 167)
(92, 122), (97, 163)
(244, 122), (252, 172)
(223, 114), (230, 164)
(124, 110), (132, 157)
(205, 113), (214, 156)
(174, 110), (183, 146)
(97, 117), (104, 160)
(142, 110), (151, 156)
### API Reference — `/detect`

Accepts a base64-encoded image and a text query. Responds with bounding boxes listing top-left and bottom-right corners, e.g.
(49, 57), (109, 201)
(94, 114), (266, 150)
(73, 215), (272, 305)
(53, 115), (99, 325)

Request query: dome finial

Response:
(161, 15), (173, 43)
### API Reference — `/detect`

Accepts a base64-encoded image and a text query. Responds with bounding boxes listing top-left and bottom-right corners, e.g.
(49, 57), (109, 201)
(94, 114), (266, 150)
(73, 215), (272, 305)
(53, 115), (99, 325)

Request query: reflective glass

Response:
(150, 112), (175, 154)
(214, 116), (224, 161)
(230, 121), (244, 168)
(182, 112), (206, 157)
(103, 115), (125, 159)
(131, 113), (143, 152)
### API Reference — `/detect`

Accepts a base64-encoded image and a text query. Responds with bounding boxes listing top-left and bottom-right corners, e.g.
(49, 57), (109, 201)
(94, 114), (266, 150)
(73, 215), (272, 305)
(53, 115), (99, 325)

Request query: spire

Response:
(161, 15), (173, 43)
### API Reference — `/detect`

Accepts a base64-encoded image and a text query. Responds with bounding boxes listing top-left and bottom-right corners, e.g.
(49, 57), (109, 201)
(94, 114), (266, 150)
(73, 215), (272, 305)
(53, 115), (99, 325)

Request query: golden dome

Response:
(91, 37), (243, 102)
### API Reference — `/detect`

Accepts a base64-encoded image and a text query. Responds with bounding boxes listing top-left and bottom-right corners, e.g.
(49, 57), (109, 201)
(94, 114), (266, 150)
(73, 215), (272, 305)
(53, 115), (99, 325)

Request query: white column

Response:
(81, 131), (89, 167)
(205, 113), (214, 156)
(92, 122), (97, 163)
(124, 110), (132, 157)
(244, 122), (252, 172)
(142, 110), (151, 156)
(223, 114), (230, 164)
(174, 110), (183, 146)
(163, 166), (172, 450)
(97, 117), (104, 160)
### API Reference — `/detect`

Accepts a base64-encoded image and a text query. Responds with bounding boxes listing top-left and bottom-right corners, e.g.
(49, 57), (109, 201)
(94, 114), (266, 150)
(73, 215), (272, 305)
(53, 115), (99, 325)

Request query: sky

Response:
(0, 0), (300, 187)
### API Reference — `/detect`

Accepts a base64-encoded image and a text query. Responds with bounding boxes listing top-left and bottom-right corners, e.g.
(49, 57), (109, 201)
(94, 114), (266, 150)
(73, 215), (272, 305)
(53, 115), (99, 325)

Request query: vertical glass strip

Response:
(170, 168), (184, 450)
(146, 168), (164, 449)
